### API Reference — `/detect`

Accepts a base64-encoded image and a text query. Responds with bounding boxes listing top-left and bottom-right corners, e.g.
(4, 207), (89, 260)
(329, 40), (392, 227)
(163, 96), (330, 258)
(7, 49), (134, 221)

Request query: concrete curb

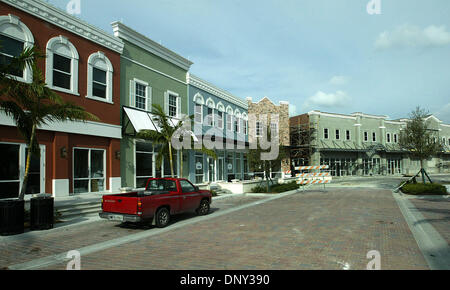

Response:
(392, 190), (450, 270)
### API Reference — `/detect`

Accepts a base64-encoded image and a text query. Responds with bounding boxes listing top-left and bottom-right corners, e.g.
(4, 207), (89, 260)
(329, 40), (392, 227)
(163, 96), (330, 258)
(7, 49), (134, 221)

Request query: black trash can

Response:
(30, 195), (54, 231)
(0, 199), (25, 236)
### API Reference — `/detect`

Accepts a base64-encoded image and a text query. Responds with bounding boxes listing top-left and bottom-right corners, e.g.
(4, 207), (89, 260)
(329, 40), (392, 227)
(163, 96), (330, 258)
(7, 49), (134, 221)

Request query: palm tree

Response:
(137, 104), (216, 178)
(0, 46), (98, 200)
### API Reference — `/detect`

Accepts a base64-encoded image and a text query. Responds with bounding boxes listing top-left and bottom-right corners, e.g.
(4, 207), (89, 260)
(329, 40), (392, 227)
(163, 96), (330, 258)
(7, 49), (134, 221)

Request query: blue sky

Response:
(47, 0), (450, 122)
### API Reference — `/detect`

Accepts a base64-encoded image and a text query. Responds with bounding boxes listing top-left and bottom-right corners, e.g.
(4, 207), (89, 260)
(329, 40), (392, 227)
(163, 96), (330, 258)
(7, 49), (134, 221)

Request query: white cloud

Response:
(289, 104), (298, 116)
(329, 76), (350, 86)
(375, 24), (450, 49)
(434, 103), (450, 124)
(302, 91), (351, 110)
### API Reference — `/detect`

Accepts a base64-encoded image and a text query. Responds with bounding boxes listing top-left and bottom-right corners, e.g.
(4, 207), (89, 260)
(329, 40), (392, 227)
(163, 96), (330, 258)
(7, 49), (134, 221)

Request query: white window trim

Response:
(324, 128), (329, 140)
(227, 114), (233, 132)
(346, 130), (351, 141)
(364, 131), (369, 142)
(72, 147), (106, 194)
(372, 132), (377, 142)
(194, 103), (203, 124)
(387, 133), (391, 143)
(256, 121), (262, 137)
(0, 142), (45, 198)
(0, 14), (34, 83)
(46, 35), (79, 96)
(335, 129), (340, 140)
(217, 110), (224, 129)
(165, 90), (181, 118)
(86, 51), (114, 104)
(130, 78), (151, 111)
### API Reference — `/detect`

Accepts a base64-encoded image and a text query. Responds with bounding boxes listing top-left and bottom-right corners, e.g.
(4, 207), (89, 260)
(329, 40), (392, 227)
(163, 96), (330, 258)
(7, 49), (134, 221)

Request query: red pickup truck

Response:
(99, 178), (212, 228)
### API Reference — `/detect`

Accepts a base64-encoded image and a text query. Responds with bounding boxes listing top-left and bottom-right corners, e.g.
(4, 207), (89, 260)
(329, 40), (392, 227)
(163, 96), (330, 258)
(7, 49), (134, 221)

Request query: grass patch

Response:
(251, 181), (300, 194)
(400, 183), (448, 195)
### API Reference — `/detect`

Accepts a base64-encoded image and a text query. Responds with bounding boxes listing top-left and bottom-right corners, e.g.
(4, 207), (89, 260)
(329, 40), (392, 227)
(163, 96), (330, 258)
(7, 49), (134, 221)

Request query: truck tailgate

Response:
(102, 194), (139, 215)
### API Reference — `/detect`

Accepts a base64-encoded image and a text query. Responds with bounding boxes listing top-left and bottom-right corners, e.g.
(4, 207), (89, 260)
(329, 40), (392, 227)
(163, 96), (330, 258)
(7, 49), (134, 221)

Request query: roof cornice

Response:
(187, 73), (248, 109)
(2, 0), (124, 54)
(111, 21), (192, 71)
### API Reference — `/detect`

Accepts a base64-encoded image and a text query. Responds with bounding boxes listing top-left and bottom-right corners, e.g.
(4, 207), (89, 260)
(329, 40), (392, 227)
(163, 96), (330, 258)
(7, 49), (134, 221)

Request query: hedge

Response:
(401, 183), (448, 195)
(251, 181), (300, 194)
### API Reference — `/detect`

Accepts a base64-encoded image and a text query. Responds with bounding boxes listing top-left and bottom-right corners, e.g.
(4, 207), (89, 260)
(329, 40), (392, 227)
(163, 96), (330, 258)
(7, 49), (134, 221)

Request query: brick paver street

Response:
(1, 187), (429, 270)
(0, 195), (268, 269)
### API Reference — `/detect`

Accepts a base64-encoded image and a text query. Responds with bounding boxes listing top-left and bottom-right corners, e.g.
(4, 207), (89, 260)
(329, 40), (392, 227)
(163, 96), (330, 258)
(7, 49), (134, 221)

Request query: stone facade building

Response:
(247, 97), (291, 175)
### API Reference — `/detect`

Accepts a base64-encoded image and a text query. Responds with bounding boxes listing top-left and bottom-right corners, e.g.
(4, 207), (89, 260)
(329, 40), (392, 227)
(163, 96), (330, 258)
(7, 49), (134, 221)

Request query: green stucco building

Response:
(111, 22), (193, 188)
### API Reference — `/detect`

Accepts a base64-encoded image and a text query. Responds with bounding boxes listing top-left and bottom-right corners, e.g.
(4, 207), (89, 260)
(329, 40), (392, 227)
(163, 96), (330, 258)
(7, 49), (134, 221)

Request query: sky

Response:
(46, 0), (450, 123)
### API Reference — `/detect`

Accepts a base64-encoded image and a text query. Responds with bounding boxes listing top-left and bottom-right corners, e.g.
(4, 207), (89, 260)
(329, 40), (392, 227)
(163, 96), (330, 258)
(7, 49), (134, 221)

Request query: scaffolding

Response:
(289, 121), (318, 167)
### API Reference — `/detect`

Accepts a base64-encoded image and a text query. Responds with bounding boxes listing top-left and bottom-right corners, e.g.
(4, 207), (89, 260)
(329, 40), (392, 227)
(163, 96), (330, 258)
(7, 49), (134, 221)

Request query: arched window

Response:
(216, 102), (225, 129)
(242, 113), (248, 135)
(234, 110), (242, 133)
(205, 98), (215, 127)
(46, 36), (79, 95)
(226, 106), (234, 132)
(193, 93), (204, 124)
(0, 14), (34, 82)
(86, 52), (113, 103)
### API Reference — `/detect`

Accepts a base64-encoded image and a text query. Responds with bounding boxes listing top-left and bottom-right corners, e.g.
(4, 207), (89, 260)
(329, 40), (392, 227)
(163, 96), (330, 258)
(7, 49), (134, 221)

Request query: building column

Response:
(52, 132), (70, 197)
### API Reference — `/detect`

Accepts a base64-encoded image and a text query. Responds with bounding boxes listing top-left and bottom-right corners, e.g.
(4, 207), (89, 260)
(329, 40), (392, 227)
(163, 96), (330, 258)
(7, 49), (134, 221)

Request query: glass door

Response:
(217, 158), (224, 181)
(0, 143), (45, 199)
(73, 148), (105, 194)
(208, 157), (216, 182)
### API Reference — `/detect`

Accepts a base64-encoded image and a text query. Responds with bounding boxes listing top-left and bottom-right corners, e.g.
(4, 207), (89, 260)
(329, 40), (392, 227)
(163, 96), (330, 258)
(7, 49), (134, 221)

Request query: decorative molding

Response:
(351, 112), (389, 120)
(112, 21), (192, 70)
(187, 73), (248, 109)
(2, 0), (124, 53)
(121, 55), (186, 85)
(308, 110), (357, 120)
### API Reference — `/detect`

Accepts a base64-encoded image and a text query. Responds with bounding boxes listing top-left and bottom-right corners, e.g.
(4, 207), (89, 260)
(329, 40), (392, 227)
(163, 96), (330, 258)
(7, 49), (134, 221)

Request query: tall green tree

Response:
(399, 107), (443, 184)
(0, 46), (98, 200)
(137, 104), (217, 178)
(248, 128), (287, 192)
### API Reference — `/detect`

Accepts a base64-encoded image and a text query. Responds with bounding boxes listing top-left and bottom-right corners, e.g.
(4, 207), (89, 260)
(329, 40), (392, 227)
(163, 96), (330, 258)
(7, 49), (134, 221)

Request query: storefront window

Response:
(0, 144), (20, 199)
(74, 148), (105, 194)
(136, 142), (153, 188)
(195, 154), (204, 184)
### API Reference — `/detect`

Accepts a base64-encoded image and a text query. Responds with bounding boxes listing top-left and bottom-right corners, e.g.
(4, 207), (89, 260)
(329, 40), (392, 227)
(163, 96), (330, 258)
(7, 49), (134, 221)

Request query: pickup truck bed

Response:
(100, 178), (212, 227)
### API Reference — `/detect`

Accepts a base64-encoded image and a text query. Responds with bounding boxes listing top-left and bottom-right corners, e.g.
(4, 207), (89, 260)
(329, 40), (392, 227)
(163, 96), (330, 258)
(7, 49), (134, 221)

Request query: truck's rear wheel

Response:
(197, 199), (210, 216)
(155, 208), (170, 228)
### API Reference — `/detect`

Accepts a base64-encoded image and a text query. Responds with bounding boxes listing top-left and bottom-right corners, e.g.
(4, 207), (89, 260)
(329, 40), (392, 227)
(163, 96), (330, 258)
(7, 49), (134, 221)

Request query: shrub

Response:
(401, 183), (448, 195)
(270, 181), (300, 193)
(251, 185), (269, 193)
(251, 181), (299, 194)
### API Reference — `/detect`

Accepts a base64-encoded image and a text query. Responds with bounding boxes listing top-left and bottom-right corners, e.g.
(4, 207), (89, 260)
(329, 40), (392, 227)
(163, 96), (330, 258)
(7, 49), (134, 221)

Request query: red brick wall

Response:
(0, 2), (121, 126)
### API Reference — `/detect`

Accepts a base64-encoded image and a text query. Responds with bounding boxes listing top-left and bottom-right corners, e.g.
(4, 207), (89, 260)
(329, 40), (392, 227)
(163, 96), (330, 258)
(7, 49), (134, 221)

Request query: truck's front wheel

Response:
(197, 199), (210, 216)
(155, 208), (170, 228)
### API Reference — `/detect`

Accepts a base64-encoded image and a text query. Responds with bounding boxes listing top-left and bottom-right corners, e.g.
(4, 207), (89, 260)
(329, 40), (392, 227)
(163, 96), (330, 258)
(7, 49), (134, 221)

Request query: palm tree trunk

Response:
(19, 124), (36, 200)
(168, 142), (175, 177)
(180, 149), (183, 178)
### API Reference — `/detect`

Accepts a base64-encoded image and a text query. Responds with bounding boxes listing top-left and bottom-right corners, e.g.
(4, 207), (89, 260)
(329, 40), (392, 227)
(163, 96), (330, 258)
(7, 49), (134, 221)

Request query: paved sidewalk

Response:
(14, 187), (429, 270)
